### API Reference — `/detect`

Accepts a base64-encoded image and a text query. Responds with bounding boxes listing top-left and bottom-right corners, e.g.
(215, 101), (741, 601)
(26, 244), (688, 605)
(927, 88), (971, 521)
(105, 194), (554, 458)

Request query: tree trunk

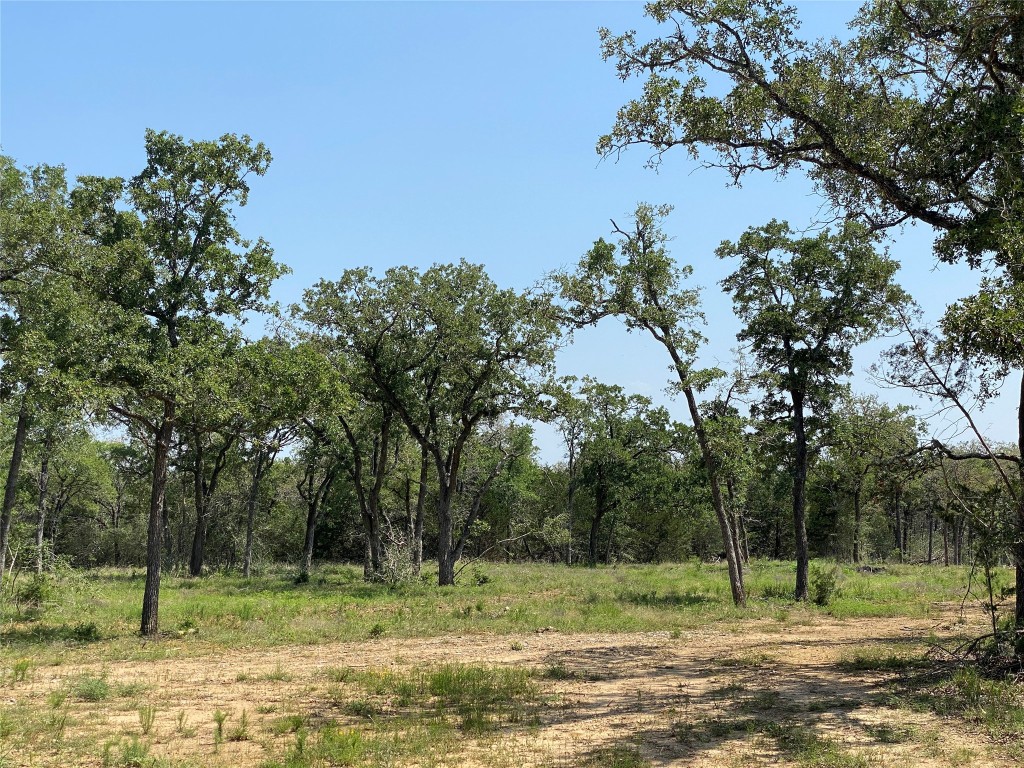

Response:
(112, 500), (121, 567)
(242, 449), (268, 578)
(682, 385), (746, 606)
(0, 396), (30, 589)
(141, 399), (175, 636)
(927, 511), (934, 564)
(301, 502), (318, 577)
(34, 432), (53, 574)
(738, 509), (750, 564)
(566, 456), (577, 566)
(893, 487), (903, 560)
(589, 471), (608, 567)
(852, 488), (862, 564)
(604, 510), (616, 565)
(189, 443), (208, 577)
(726, 478), (747, 565)
(437, 480), (456, 586)
(791, 389), (810, 601)
(412, 445), (428, 575)
(1014, 374), (1024, 632)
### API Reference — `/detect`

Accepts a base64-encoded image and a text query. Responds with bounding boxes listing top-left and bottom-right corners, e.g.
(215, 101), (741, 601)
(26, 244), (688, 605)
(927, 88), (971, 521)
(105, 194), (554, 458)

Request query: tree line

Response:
(2, 1), (1022, 644)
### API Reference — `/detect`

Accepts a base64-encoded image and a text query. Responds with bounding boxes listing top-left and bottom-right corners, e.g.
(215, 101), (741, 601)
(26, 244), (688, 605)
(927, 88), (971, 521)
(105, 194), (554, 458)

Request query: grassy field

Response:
(0, 560), (1002, 664)
(1, 561), (1020, 767)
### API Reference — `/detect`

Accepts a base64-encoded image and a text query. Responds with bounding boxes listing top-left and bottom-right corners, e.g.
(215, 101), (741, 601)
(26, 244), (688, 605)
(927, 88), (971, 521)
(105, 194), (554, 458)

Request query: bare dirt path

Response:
(10, 610), (1016, 767)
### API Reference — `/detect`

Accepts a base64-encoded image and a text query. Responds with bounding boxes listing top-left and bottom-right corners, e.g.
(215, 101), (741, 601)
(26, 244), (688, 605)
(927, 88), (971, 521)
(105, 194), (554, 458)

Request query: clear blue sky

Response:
(2, 1), (1016, 460)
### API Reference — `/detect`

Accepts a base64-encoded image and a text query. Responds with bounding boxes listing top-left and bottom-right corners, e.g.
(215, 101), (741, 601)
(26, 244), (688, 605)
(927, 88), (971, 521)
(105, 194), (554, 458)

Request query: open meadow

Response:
(2, 561), (1022, 767)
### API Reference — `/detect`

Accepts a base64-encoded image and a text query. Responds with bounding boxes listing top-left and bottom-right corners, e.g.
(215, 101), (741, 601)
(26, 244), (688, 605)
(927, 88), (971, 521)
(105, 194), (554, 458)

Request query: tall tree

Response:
(72, 130), (286, 635)
(717, 219), (905, 598)
(556, 204), (746, 606)
(0, 158), (91, 588)
(598, 0), (1024, 623)
(299, 262), (560, 585)
(825, 393), (921, 563)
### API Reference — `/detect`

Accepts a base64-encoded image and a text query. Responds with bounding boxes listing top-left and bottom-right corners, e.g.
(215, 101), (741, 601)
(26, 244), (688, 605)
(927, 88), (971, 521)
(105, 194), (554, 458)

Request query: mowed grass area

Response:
(0, 560), (1005, 666)
(2, 561), (1020, 768)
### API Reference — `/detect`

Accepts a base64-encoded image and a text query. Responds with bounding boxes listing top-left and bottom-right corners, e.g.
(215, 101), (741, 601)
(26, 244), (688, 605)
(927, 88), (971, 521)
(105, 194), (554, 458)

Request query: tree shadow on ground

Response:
(531, 634), (965, 766)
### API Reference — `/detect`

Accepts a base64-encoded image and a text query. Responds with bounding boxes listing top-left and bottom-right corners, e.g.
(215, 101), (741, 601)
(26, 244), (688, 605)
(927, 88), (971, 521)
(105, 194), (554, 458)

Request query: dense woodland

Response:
(2, 0), (1023, 647)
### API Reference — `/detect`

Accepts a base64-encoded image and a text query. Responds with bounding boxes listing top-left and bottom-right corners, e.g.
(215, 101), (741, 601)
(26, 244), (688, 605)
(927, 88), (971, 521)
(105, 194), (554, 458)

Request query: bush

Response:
(16, 574), (56, 607)
(810, 562), (841, 606)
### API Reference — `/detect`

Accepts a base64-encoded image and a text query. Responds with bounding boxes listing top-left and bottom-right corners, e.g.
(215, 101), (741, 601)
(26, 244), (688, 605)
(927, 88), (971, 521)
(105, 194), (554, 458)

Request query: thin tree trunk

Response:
(0, 396), (30, 589)
(189, 441), (207, 577)
(682, 384), (746, 606)
(589, 471), (608, 567)
(35, 432), (53, 574)
(943, 517), (949, 567)
(727, 478), (746, 565)
(852, 488), (862, 564)
(141, 399), (174, 636)
(791, 389), (810, 601)
(242, 449), (268, 578)
(566, 452), (577, 566)
(112, 500), (121, 567)
(1015, 374), (1024, 631)
(927, 511), (934, 564)
(301, 503), (318, 577)
(738, 510), (750, 564)
(412, 445), (428, 575)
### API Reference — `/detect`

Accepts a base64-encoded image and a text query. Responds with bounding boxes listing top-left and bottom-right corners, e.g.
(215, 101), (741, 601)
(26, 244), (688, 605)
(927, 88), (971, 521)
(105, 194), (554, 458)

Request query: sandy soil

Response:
(7, 608), (1018, 767)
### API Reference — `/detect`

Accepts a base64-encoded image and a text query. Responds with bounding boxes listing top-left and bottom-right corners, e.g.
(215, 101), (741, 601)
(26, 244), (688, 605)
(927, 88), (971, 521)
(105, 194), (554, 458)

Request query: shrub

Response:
(810, 562), (841, 606)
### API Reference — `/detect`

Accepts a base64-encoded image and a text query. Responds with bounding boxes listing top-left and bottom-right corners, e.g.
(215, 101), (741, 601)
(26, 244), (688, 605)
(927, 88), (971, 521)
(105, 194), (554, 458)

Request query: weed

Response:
(175, 710), (195, 737)
(9, 658), (31, 683)
(765, 722), (871, 767)
(760, 581), (793, 600)
(715, 652), (772, 668)
(270, 713), (307, 734)
(343, 699), (381, 719)
(213, 709), (229, 748)
(71, 622), (101, 641)
(46, 710), (68, 741)
(318, 726), (367, 763)
(47, 689), (68, 709)
(138, 704), (156, 735)
(864, 723), (914, 743)
(837, 650), (927, 673)
(741, 690), (783, 712)
(510, 640), (524, 651)
(228, 708), (250, 741)
(368, 622), (386, 638)
(580, 745), (650, 767)
(72, 674), (110, 702)
(324, 665), (353, 683)
(542, 661), (575, 680)
(264, 663), (293, 681)
(114, 681), (147, 698)
(101, 737), (152, 768)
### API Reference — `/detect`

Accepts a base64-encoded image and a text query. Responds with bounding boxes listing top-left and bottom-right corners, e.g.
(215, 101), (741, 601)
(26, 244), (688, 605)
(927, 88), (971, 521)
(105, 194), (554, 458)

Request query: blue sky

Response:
(2, 1), (1016, 460)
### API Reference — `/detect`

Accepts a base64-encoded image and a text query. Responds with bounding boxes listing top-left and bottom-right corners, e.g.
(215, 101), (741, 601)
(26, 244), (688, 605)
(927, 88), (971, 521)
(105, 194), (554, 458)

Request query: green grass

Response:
(0, 560), (988, 667)
(764, 723), (875, 767)
(0, 560), (1013, 767)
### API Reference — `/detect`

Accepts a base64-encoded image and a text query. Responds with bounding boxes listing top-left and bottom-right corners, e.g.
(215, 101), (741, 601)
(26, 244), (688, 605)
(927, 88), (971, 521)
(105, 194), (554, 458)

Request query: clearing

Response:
(5, 602), (1018, 767)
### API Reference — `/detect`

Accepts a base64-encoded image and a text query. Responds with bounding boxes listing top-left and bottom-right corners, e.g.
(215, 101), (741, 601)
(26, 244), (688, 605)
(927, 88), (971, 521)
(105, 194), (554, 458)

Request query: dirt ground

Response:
(9, 608), (1018, 767)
